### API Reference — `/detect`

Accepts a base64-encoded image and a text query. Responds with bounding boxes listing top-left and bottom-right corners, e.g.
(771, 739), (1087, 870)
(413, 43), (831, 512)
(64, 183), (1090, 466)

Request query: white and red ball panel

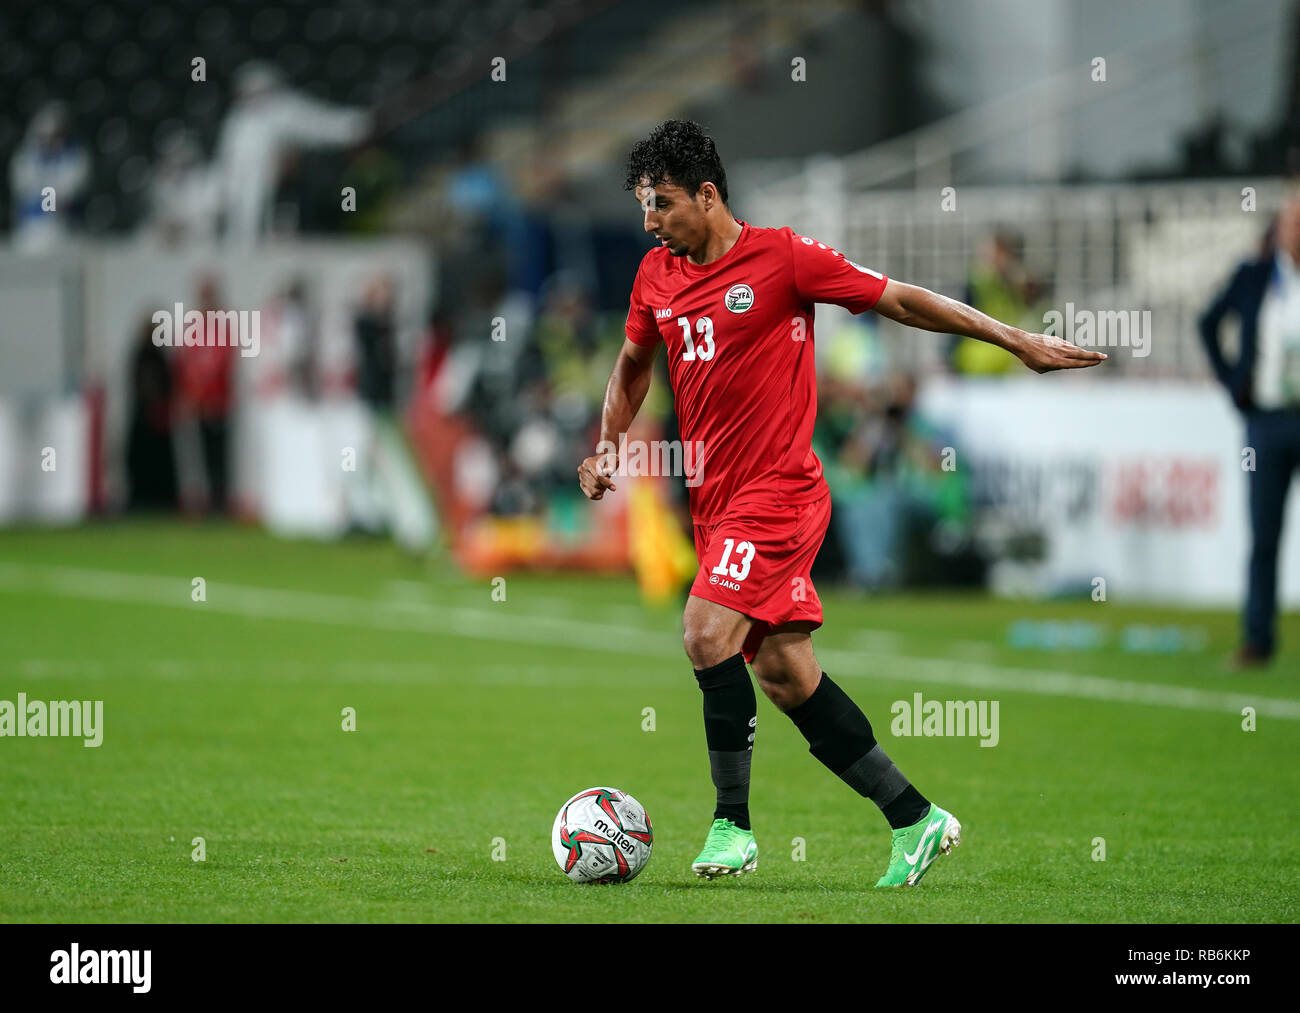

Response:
(551, 787), (653, 883)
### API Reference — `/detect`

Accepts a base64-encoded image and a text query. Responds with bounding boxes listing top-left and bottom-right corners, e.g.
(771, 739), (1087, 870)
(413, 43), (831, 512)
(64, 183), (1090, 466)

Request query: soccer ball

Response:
(551, 787), (653, 883)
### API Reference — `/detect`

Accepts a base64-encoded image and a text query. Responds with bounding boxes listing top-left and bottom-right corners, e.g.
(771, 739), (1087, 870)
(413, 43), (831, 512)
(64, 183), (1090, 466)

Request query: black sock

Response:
(785, 672), (931, 830)
(880, 784), (931, 830)
(694, 653), (755, 831)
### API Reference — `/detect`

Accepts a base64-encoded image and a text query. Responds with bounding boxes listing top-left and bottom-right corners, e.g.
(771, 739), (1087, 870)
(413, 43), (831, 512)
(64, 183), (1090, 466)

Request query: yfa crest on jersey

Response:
(724, 284), (754, 313)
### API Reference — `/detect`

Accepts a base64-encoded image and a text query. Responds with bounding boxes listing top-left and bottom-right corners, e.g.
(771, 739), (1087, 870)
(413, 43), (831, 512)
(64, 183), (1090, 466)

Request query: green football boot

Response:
(874, 803), (961, 887)
(691, 818), (758, 879)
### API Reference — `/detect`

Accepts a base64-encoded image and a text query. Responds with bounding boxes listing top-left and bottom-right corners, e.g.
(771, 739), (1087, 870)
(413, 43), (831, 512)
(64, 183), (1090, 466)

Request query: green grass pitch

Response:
(0, 522), (1296, 923)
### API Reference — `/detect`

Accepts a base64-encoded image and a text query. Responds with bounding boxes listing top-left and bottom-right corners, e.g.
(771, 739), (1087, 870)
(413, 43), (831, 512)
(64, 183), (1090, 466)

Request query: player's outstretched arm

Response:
(577, 338), (658, 499)
(871, 279), (1107, 373)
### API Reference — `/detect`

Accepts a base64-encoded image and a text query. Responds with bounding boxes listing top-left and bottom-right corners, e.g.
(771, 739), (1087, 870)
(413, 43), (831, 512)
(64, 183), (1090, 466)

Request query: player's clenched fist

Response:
(577, 452), (619, 499)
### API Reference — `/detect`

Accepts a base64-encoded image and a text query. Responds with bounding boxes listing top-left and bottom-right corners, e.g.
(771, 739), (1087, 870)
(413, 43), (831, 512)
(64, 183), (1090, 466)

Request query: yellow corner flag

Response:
(628, 481), (698, 604)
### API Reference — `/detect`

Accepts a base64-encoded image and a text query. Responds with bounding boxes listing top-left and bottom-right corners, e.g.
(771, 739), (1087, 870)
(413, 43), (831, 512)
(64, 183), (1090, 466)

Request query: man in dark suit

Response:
(1200, 198), (1300, 668)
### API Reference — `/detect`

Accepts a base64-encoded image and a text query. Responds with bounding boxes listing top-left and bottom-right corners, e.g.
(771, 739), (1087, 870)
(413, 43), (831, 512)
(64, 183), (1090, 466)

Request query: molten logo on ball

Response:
(551, 787), (653, 883)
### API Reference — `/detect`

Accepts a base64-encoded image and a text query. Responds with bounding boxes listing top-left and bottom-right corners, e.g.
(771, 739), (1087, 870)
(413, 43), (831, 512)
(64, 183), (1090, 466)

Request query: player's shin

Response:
(693, 653), (756, 831)
(785, 672), (930, 829)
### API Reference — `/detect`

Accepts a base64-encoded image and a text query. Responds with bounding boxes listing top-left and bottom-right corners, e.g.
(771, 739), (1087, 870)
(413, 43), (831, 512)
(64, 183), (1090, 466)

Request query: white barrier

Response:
(0, 238), (434, 525)
(0, 396), (88, 524)
(920, 377), (1300, 606)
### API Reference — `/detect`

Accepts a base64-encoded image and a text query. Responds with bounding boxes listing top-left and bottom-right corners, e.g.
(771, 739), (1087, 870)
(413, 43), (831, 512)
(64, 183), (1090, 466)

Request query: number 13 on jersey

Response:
(678, 315), (715, 361)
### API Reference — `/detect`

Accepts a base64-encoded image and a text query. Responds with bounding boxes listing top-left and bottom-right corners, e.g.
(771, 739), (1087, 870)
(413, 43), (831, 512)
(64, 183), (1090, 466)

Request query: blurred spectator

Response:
(234, 278), (316, 523)
(173, 275), (236, 514)
(125, 315), (178, 511)
(531, 273), (602, 426)
(544, 170), (600, 300)
(446, 135), (515, 237)
(485, 274), (628, 515)
(353, 275), (397, 410)
(1199, 198), (1300, 669)
(818, 373), (974, 589)
(445, 135), (539, 293)
(344, 274), (437, 549)
(508, 383), (563, 499)
(9, 101), (89, 252)
(216, 62), (370, 245)
(256, 278), (316, 400)
(949, 229), (1045, 375)
(341, 145), (405, 235)
(147, 130), (220, 247)
(492, 457), (541, 517)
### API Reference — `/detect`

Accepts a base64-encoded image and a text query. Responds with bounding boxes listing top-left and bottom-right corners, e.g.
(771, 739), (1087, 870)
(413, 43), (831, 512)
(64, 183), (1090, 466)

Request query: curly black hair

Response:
(623, 120), (729, 205)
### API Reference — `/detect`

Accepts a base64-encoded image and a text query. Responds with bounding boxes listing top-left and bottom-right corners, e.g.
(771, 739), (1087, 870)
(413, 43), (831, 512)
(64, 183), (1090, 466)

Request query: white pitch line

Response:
(1, 562), (1298, 721)
(0, 561), (677, 660)
(13, 657), (616, 688)
(817, 649), (1300, 720)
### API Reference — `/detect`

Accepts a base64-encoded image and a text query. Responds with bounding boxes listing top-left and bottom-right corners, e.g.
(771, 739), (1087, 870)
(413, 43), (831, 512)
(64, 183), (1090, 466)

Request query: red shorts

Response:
(688, 491), (832, 663)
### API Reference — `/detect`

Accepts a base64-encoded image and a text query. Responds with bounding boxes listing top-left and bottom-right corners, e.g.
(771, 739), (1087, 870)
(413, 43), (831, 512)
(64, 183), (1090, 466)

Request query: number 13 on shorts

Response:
(711, 538), (755, 581)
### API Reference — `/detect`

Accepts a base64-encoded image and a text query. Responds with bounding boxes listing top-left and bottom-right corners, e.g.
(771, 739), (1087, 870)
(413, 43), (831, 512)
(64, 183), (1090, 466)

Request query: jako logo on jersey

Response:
(724, 284), (754, 313)
(709, 574), (741, 591)
(655, 307), (673, 319)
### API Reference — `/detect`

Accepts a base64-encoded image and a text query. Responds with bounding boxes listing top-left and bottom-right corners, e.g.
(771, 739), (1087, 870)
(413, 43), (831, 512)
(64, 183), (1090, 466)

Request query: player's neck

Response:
(689, 215), (743, 266)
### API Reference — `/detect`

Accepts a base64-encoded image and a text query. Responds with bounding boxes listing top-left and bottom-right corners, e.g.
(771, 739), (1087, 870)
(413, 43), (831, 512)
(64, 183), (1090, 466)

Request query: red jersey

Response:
(625, 221), (887, 522)
(174, 333), (235, 419)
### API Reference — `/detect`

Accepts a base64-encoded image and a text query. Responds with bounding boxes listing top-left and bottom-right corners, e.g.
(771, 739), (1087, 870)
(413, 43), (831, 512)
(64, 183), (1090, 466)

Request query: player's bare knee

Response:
(682, 622), (738, 669)
(682, 597), (747, 669)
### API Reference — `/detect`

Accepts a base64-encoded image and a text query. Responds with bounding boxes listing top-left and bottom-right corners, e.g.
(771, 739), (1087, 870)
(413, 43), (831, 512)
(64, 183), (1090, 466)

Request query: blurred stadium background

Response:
(2, 0), (1299, 926)
(2, 0), (1298, 617)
